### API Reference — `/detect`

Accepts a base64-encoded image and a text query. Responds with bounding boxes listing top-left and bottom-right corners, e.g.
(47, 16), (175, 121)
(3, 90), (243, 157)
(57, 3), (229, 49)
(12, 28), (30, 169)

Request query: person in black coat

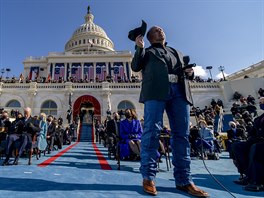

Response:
(106, 112), (120, 158)
(232, 97), (264, 191)
(226, 121), (247, 157)
(46, 115), (56, 153)
(3, 108), (40, 165)
(2, 113), (24, 166)
(15, 107), (40, 165)
(0, 111), (11, 143)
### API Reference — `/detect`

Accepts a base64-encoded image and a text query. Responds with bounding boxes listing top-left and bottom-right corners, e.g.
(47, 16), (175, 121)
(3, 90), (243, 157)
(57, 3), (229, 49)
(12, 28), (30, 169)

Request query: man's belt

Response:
(168, 74), (179, 83)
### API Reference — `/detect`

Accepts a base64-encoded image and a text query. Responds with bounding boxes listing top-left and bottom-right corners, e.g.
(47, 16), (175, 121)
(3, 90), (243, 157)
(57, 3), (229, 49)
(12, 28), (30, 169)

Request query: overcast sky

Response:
(0, 0), (263, 79)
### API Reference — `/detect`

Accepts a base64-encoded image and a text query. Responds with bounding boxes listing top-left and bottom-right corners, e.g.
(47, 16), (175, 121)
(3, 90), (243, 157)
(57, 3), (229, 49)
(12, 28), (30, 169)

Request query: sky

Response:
(0, 0), (263, 79)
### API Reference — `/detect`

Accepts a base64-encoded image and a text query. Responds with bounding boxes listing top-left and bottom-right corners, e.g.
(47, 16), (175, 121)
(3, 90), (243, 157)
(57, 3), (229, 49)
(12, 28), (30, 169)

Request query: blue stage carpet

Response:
(1, 142), (263, 198)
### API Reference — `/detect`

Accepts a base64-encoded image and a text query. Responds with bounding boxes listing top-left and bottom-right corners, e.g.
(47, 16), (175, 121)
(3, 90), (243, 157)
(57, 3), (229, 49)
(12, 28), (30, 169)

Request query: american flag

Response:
(113, 65), (124, 82)
(96, 66), (106, 81)
(54, 67), (65, 80)
(96, 62), (106, 81)
(29, 66), (39, 80)
(71, 66), (81, 80)
(83, 63), (94, 81)
(83, 66), (94, 81)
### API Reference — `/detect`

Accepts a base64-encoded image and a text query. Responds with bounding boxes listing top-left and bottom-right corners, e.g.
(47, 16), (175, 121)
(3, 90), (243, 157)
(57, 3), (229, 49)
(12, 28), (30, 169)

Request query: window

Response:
(41, 100), (57, 115)
(6, 100), (21, 108)
(117, 100), (135, 112)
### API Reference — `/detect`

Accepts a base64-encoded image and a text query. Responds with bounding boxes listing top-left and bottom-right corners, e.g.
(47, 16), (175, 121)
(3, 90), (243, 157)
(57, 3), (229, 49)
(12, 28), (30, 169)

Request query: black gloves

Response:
(129, 134), (138, 139)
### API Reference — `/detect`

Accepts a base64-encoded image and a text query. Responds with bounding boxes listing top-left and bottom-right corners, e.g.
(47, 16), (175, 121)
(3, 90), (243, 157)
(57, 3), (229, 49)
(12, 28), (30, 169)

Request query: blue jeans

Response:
(140, 83), (192, 186)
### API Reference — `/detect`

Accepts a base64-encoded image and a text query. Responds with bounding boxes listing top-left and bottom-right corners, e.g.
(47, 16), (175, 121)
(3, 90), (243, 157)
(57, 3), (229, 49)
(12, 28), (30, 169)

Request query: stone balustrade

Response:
(0, 81), (222, 93)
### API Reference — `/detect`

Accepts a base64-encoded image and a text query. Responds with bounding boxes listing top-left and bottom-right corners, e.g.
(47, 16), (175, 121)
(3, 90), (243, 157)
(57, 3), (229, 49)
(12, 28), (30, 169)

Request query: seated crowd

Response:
(189, 99), (223, 160)
(228, 97), (264, 192)
(97, 102), (224, 165)
(95, 108), (169, 164)
(0, 107), (78, 165)
(0, 73), (141, 84)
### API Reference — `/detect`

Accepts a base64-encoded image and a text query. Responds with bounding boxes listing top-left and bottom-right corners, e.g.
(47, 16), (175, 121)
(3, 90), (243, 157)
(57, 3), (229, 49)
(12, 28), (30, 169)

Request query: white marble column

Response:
(127, 62), (132, 81)
(69, 63), (72, 79)
(47, 63), (51, 77)
(64, 63), (67, 81)
(52, 63), (55, 80)
(93, 62), (96, 82)
(81, 62), (84, 80)
(123, 62), (127, 81)
(102, 63), (106, 81)
(106, 62), (110, 76)
(109, 62), (113, 78)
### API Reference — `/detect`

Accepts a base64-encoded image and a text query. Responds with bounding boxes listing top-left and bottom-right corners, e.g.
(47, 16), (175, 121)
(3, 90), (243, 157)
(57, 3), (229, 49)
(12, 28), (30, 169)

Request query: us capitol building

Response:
(0, 6), (263, 123)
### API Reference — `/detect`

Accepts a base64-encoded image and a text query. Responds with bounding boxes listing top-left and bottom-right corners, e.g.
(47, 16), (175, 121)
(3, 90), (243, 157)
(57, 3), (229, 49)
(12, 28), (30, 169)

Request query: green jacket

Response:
(131, 45), (194, 104)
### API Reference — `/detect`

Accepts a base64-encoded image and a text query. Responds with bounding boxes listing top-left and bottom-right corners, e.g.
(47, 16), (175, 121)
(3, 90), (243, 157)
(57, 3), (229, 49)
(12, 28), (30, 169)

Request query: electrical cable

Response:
(192, 91), (237, 198)
(182, 57), (237, 197)
(196, 114), (236, 198)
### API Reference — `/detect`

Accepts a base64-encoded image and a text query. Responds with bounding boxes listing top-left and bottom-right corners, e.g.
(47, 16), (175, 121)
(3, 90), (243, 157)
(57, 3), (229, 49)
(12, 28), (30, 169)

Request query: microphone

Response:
(183, 55), (196, 69)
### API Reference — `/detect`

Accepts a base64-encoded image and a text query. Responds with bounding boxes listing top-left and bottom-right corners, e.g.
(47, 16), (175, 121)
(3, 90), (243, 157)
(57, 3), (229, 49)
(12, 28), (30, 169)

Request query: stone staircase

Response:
(79, 123), (93, 142)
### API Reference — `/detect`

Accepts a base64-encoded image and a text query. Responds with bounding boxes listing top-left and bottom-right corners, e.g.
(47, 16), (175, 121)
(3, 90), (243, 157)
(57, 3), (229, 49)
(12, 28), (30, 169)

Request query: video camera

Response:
(183, 56), (196, 70)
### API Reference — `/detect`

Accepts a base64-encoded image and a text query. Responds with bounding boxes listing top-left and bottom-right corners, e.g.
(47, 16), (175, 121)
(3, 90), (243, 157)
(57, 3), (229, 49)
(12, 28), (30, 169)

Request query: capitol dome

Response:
(65, 6), (114, 52)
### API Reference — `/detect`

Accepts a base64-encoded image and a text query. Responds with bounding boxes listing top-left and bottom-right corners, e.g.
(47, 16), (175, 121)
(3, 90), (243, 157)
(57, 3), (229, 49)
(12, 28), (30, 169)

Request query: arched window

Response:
(117, 100), (135, 112)
(41, 100), (57, 115)
(6, 100), (21, 108)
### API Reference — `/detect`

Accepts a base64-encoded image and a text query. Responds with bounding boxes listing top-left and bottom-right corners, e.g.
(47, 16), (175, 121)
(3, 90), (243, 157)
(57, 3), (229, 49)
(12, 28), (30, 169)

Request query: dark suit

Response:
(18, 117), (40, 157)
(3, 116), (40, 164)
(47, 122), (56, 151)
(106, 119), (120, 156)
(106, 119), (119, 138)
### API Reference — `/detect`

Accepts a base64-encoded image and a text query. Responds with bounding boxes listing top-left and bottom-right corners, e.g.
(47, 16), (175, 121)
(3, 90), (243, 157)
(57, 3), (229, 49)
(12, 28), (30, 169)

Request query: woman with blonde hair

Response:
(36, 112), (48, 158)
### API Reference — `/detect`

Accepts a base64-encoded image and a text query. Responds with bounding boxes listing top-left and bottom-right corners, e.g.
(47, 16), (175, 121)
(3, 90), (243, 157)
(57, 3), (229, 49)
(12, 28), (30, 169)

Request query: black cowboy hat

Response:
(128, 20), (147, 41)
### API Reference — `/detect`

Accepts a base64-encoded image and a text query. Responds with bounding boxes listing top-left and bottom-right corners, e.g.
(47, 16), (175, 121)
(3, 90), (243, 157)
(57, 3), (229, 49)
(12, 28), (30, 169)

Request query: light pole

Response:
(6, 68), (11, 79)
(218, 66), (226, 81)
(206, 66), (213, 80)
(1, 68), (5, 78)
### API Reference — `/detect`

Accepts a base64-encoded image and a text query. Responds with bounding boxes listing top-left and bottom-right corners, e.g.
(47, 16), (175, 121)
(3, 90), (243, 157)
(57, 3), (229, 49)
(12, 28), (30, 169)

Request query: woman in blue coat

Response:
(120, 109), (143, 159)
(37, 113), (48, 156)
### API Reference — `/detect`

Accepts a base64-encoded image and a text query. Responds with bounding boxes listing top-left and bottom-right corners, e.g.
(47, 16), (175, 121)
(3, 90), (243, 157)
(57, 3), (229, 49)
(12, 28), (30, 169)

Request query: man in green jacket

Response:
(131, 26), (209, 197)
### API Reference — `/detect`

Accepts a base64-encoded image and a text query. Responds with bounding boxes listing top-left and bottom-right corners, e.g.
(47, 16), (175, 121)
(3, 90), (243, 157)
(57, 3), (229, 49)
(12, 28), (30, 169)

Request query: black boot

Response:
(2, 158), (10, 166)
(13, 157), (19, 165)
